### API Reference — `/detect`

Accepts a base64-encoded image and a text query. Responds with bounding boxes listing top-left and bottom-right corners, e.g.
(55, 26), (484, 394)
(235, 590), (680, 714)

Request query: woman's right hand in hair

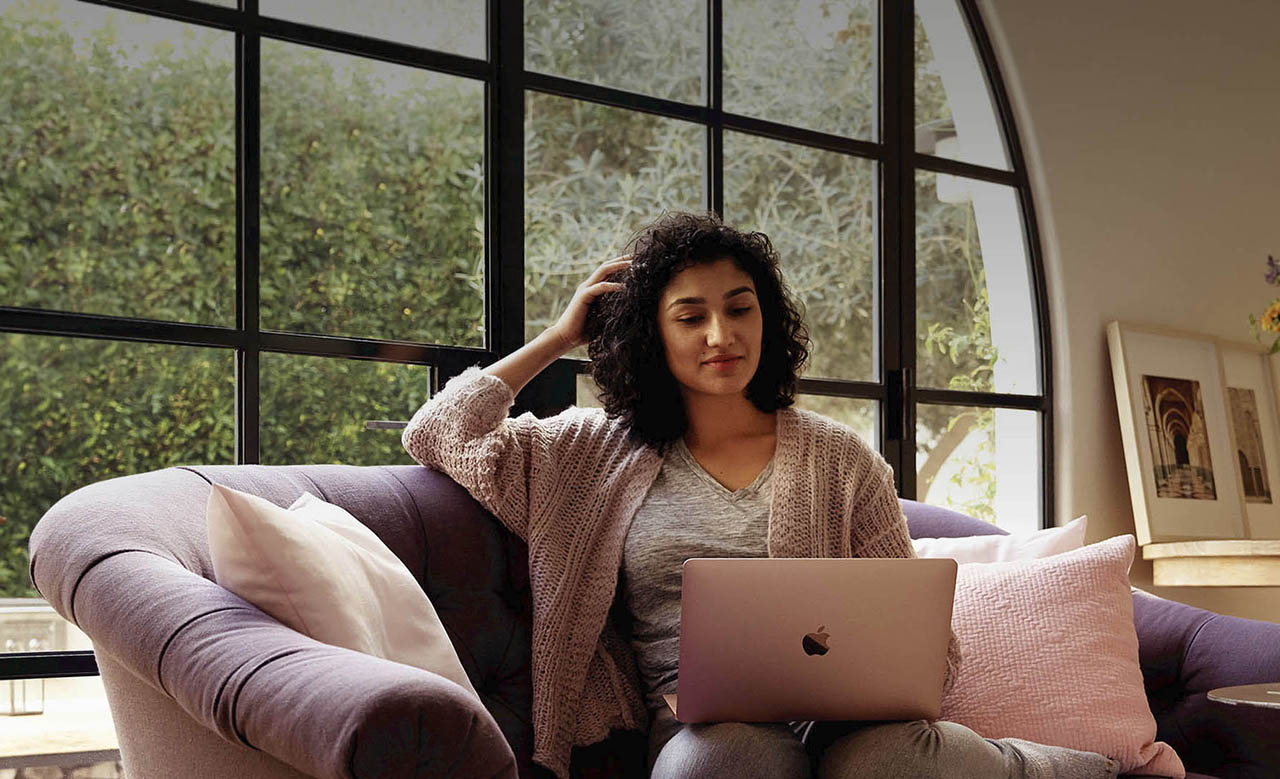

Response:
(548, 255), (632, 352)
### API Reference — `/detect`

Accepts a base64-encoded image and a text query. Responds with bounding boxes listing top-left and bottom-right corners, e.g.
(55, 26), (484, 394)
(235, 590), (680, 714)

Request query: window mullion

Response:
(879, 0), (916, 496)
(236, 3), (261, 465)
(896, 0), (919, 500)
(706, 0), (723, 216)
(489, 0), (524, 366)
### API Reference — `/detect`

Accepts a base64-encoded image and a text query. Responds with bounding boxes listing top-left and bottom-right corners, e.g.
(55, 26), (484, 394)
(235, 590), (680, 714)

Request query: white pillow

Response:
(912, 515), (1088, 564)
(206, 483), (478, 699)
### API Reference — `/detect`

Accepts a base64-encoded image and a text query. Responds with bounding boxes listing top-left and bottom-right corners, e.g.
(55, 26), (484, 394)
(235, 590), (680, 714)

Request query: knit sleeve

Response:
(400, 366), (560, 541)
(941, 632), (962, 700)
(849, 465), (963, 699)
(848, 465), (913, 560)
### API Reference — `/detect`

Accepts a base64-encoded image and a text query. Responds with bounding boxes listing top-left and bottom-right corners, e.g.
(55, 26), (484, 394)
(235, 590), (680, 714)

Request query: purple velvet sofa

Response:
(28, 463), (1280, 779)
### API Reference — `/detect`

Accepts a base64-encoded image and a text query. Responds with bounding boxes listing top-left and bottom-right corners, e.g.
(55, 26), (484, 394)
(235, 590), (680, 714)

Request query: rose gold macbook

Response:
(663, 557), (957, 724)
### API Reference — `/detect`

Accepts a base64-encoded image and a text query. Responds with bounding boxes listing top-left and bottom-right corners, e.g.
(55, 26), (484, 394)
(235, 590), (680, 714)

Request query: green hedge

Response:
(0, 1), (998, 597)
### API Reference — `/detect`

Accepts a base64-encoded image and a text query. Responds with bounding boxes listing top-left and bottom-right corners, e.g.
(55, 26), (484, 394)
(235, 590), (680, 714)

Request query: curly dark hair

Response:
(585, 211), (810, 449)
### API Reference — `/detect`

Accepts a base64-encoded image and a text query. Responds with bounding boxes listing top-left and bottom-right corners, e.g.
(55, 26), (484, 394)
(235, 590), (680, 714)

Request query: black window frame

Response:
(0, 0), (1051, 682)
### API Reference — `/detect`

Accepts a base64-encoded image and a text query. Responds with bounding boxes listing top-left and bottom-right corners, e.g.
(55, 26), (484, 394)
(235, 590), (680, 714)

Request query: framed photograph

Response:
(1221, 341), (1280, 539)
(1107, 321), (1246, 544)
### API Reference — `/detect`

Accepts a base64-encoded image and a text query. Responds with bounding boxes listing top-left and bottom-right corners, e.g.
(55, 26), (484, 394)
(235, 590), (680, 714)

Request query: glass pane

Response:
(794, 394), (878, 448)
(915, 170), (1038, 394)
(0, 669), (118, 770)
(260, 41), (485, 347)
(916, 404), (1039, 532)
(725, 132), (876, 382)
(724, 0), (876, 139)
(525, 93), (704, 355)
(260, 353), (431, 466)
(261, 0), (484, 60)
(576, 370), (603, 409)
(914, 0), (1010, 169)
(0, 334), (235, 599)
(0, 599), (91, 657)
(525, 0), (703, 104)
(0, 600), (118, 765)
(0, 1), (235, 325)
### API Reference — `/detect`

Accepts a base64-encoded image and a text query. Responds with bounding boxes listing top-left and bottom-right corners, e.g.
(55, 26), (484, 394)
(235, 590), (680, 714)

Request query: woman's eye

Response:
(677, 316), (703, 324)
(731, 307), (753, 315)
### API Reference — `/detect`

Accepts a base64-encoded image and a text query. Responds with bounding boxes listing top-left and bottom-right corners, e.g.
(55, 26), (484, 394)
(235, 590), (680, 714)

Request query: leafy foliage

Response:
(0, 8), (236, 324)
(723, 0), (876, 139)
(726, 134), (877, 382)
(525, 0), (703, 103)
(0, 7), (457, 596)
(258, 40), (485, 345)
(524, 93), (704, 358)
(0, 0), (1012, 596)
(0, 336), (236, 596)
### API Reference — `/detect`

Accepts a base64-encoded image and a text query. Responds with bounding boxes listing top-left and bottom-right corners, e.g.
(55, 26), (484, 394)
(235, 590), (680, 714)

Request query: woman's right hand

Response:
(548, 255), (632, 352)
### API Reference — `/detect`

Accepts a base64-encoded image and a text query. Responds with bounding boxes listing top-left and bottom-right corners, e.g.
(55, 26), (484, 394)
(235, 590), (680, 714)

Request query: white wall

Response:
(978, 0), (1280, 621)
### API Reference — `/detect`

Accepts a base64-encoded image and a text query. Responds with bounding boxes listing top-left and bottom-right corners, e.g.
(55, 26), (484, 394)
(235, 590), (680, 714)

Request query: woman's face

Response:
(657, 258), (764, 401)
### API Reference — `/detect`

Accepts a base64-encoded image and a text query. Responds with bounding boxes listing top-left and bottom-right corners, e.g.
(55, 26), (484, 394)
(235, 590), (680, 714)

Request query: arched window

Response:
(0, 0), (1047, 697)
(529, 0), (1049, 532)
(910, 0), (1048, 532)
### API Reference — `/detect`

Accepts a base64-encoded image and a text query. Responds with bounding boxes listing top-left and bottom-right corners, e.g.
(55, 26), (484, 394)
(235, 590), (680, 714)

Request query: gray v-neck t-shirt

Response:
(620, 437), (775, 711)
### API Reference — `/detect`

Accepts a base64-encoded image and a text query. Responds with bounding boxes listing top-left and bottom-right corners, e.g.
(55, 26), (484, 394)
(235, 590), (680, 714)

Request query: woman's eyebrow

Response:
(666, 287), (756, 309)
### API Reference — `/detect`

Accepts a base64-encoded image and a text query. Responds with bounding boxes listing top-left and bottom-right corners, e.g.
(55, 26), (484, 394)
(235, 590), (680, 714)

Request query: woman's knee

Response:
(817, 719), (1003, 779)
(651, 721), (809, 779)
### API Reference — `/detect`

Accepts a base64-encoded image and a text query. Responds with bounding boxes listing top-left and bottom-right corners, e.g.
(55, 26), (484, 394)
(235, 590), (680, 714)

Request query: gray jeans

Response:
(647, 708), (1121, 779)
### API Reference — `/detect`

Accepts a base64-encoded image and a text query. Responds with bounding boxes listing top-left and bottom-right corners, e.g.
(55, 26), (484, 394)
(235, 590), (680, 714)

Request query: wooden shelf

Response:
(1143, 540), (1280, 586)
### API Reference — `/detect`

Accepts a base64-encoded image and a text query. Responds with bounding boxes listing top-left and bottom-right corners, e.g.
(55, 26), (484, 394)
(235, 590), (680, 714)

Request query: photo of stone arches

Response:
(1141, 374), (1217, 500)
(1227, 386), (1273, 504)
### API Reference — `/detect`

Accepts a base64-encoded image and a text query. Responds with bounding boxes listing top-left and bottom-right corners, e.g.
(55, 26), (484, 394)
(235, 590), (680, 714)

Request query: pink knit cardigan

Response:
(402, 367), (961, 778)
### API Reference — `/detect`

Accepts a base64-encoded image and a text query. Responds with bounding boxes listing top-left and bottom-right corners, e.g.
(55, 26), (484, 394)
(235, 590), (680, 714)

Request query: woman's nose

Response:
(705, 315), (732, 346)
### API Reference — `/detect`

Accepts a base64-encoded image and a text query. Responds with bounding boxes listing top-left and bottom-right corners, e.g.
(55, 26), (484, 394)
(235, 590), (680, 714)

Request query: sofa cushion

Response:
(902, 498), (1007, 539)
(206, 482), (479, 699)
(941, 535), (1184, 777)
(913, 514), (1087, 563)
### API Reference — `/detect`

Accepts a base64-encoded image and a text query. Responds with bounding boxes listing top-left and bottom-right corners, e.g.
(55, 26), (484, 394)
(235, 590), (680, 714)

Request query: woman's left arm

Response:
(849, 465), (962, 697)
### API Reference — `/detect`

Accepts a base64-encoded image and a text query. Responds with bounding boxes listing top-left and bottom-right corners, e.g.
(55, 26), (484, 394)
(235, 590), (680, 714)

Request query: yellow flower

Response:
(1262, 299), (1280, 333)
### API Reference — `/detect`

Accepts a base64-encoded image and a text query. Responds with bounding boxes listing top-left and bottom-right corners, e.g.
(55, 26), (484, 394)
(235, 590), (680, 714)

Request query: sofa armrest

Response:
(1133, 589), (1280, 777)
(43, 549), (516, 779)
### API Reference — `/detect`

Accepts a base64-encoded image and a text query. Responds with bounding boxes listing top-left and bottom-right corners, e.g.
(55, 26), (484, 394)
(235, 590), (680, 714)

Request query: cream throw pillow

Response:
(912, 515), (1088, 563)
(206, 483), (478, 699)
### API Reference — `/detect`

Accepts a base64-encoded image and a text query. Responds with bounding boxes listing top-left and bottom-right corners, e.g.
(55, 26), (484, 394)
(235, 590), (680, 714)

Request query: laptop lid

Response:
(667, 557), (957, 724)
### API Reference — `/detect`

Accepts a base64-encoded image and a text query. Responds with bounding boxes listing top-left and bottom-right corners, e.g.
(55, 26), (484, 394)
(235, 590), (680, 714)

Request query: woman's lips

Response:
(704, 356), (743, 371)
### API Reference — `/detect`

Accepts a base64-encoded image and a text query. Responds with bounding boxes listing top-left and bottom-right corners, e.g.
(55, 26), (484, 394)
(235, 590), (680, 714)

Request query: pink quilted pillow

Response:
(941, 535), (1185, 778)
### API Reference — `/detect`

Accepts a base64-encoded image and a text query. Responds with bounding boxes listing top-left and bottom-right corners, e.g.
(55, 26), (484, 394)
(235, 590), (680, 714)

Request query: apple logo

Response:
(802, 625), (830, 656)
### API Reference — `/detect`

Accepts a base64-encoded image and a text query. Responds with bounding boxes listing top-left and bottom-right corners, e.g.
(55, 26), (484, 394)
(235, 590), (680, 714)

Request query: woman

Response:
(402, 212), (1117, 779)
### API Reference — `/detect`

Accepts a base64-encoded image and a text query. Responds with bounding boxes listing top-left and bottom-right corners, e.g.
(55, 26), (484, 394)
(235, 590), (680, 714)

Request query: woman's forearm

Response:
(483, 327), (570, 397)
